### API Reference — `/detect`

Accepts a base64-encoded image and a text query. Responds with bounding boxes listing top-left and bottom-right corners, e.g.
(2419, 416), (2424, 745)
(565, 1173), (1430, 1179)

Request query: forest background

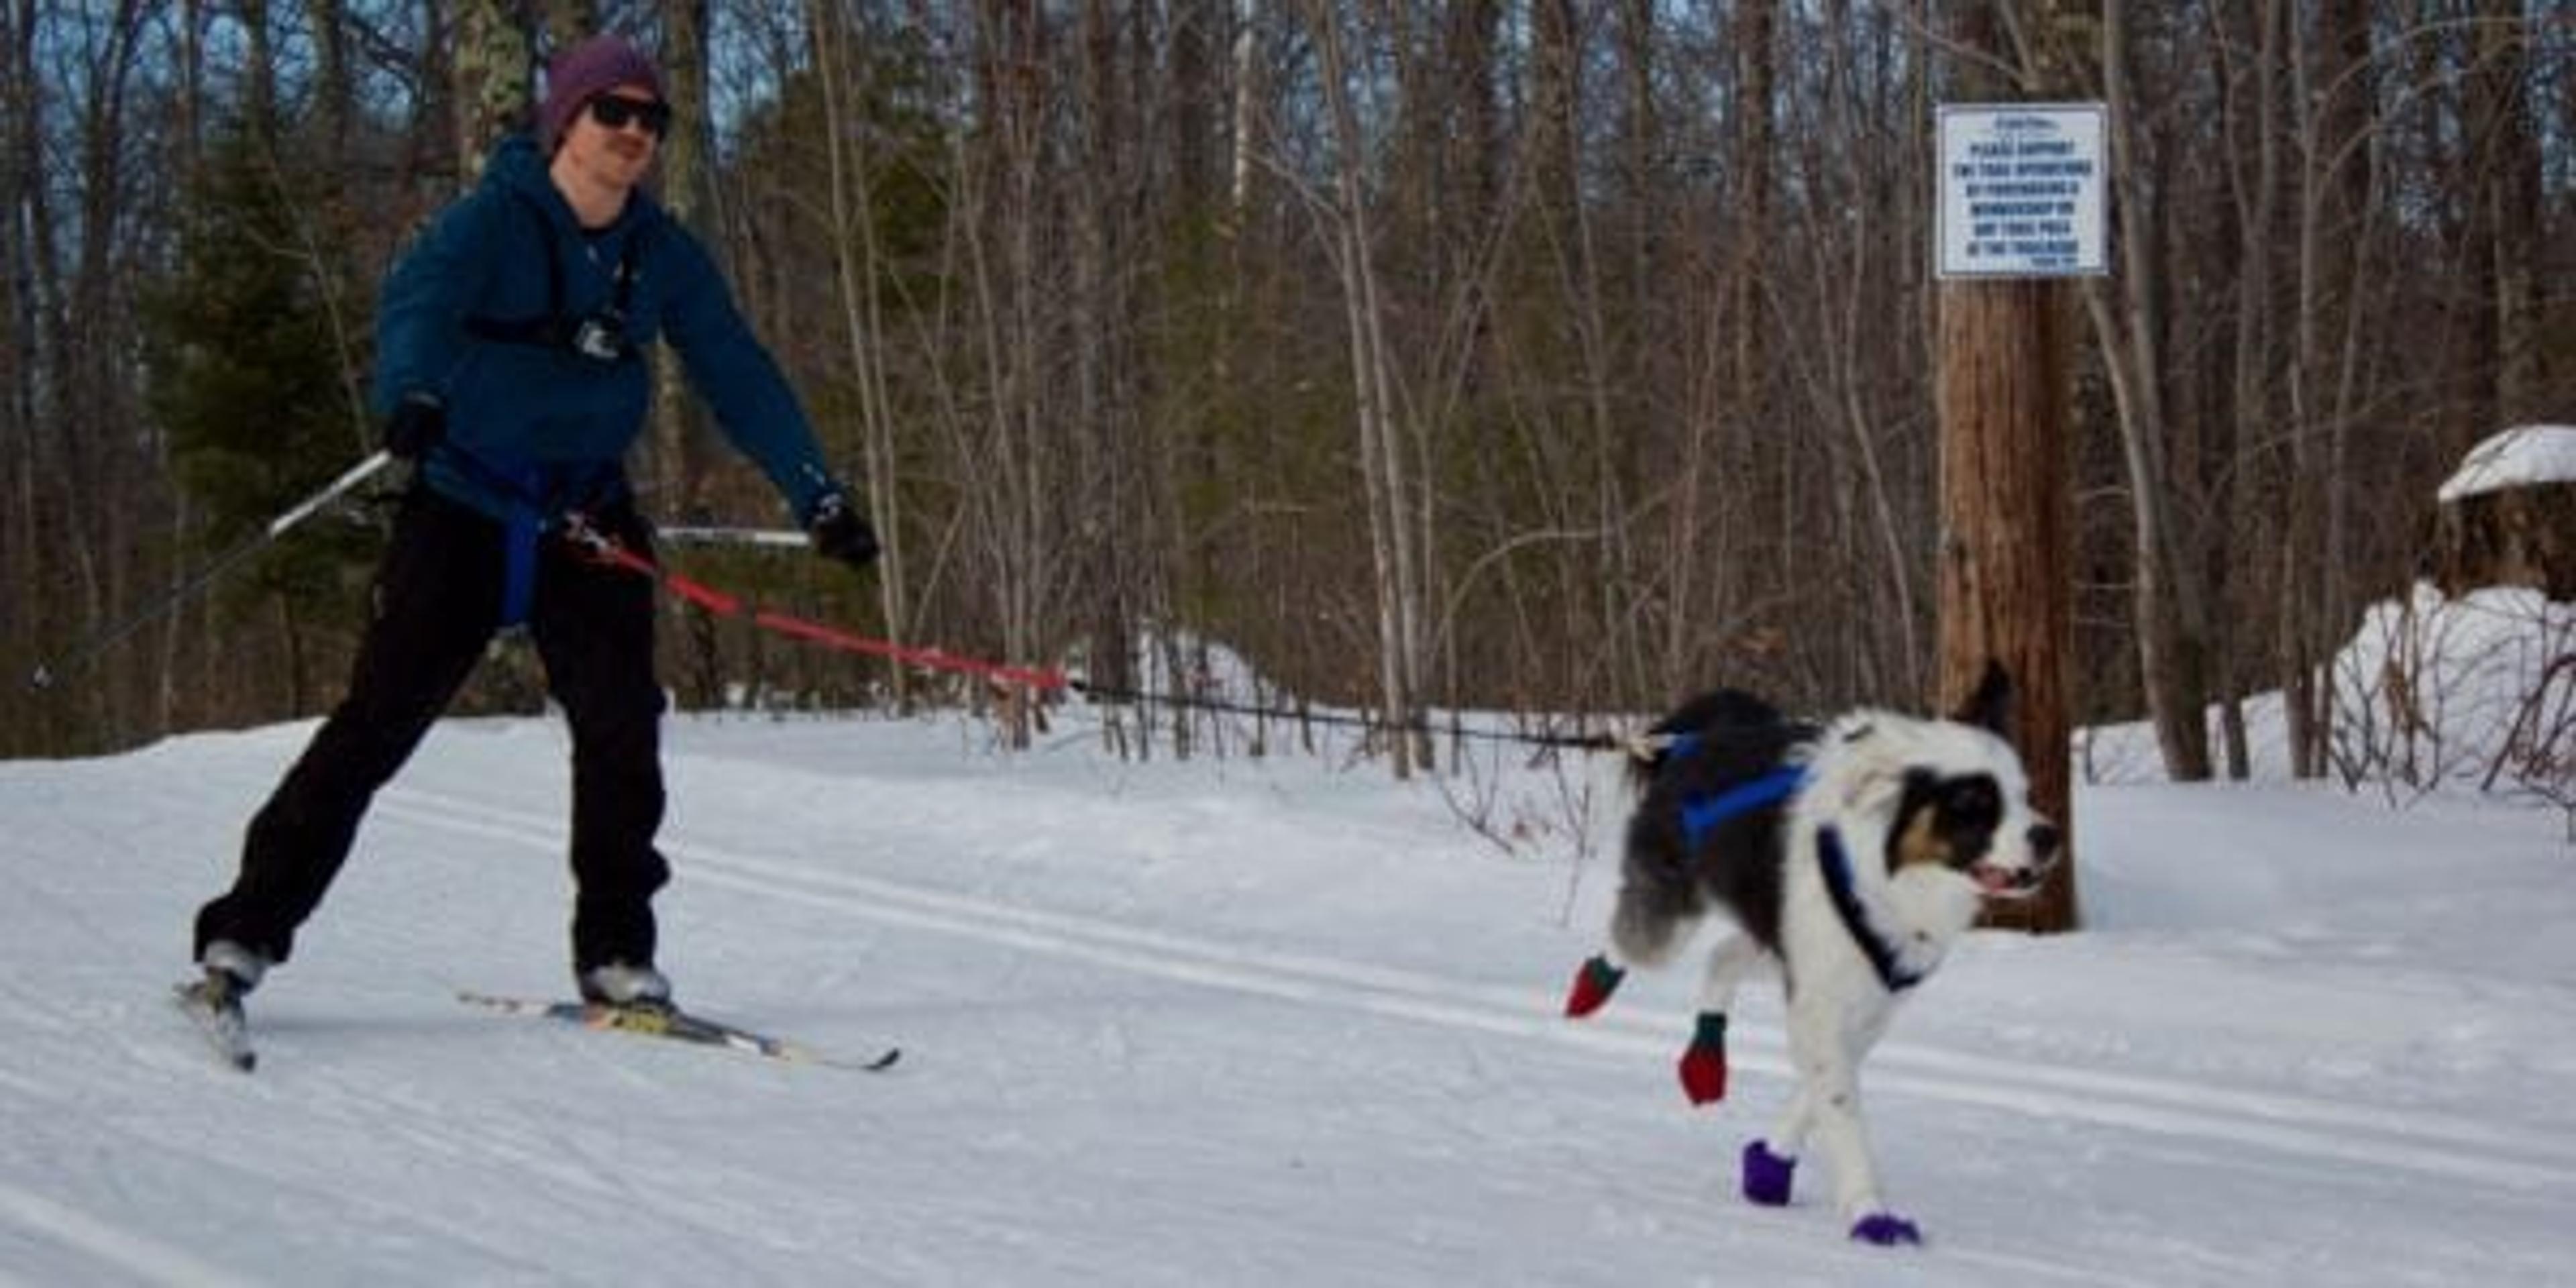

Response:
(3, 0), (2568, 787)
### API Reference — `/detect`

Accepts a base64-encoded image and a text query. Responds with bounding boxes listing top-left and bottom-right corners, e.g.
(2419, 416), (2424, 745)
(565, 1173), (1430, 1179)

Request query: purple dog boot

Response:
(1740, 1139), (1796, 1207)
(1849, 1212), (1923, 1246)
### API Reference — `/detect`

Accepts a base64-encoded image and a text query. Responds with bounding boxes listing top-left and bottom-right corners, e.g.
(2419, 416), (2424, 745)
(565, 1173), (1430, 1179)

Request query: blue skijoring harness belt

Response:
(438, 447), (628, 629)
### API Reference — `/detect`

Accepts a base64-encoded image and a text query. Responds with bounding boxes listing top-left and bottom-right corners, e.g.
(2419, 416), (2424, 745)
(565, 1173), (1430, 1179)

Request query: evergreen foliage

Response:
(144, 114), (377, 661)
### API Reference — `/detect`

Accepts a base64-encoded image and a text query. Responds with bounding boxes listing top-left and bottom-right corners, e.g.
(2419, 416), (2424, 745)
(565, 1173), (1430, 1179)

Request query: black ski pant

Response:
(194, 488), (669, 975)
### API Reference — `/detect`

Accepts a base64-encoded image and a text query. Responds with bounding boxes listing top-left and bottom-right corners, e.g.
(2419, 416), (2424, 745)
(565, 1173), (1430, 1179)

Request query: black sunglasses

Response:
(587, 95), (672, 139)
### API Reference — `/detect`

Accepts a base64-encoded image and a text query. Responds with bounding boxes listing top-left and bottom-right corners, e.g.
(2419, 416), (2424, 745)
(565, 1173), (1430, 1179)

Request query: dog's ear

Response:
(1952, 659), (2015, 735)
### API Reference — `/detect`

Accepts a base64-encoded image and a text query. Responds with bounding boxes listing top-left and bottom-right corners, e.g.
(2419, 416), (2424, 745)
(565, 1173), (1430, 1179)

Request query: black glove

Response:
(808, 491), (880, 570)
(382, 392), (446, 461)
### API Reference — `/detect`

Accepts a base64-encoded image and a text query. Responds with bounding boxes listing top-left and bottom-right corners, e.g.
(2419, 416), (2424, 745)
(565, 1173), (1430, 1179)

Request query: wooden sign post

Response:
(1934, 95), (2104, 932)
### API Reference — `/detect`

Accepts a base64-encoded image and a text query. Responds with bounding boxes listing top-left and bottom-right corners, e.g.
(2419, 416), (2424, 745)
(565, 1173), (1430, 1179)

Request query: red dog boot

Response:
(1563, 955), (1627, 1018)
(1677, 1011), (1729, 1104)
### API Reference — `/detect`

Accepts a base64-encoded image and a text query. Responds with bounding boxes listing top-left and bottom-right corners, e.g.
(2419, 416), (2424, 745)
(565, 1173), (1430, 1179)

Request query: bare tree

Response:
(648, 0), (714, 519)
(2469, 0), (2544, 425)
(2084, 0), (2214, 780)
(1298, 0), (1426, 776)
(806, 0), (917, 709)
(945, 0), (1063, 741)
(0, 0), (37, 749)
(1, 0), (2568, 772)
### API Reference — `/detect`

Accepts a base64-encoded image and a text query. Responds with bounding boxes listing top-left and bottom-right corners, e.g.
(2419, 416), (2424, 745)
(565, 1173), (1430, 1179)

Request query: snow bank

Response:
(2436, 423), (2576, 503)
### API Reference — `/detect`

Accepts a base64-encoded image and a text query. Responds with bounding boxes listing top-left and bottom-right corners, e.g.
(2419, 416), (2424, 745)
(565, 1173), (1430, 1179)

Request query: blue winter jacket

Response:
(374, 135), (839, 526)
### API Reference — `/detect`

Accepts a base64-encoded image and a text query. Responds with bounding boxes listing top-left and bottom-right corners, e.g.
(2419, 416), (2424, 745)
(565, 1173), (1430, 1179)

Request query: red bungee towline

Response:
(562, 512), (1069, 694)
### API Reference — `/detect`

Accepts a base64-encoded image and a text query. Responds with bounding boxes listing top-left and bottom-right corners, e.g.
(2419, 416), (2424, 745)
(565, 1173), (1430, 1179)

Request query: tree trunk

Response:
(1304, 0), (1421, 776)
(808, 0), (913, 710)
(0, 0), (36, 749)
(956, 0), (1053, 744)
(2088, 0), (2212, 780)
(454, 0), (533, 178)
(1937, 0), (2079, 933)
(300, 0), (350, 156)
(2471, 0), (2542, 425)
(1937, 278), (2079, 932)
(60, 0), (154, 747)
(650, 0), (714, 519)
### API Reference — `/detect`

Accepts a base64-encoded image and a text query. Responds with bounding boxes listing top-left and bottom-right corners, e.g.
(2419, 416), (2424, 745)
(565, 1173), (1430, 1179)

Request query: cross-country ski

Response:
(458, 990), (900, 1072)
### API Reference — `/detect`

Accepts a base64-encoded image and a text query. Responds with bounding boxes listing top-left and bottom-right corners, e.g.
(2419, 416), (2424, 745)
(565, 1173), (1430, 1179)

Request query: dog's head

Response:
(1821, 662), (2061, 898)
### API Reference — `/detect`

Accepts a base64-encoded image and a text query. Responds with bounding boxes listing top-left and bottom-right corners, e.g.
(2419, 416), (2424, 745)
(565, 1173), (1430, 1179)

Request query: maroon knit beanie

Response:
(538, 34), (665, 153)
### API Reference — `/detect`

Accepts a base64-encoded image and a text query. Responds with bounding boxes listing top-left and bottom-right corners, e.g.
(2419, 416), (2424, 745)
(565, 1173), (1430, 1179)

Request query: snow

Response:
(2436, 423), (2576, 502)
(2078, 585), (2573, 802)
(5, 641), (2574, 1285)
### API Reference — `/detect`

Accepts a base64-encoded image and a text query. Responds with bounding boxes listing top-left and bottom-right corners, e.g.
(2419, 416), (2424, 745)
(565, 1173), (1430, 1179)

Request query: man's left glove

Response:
(382, 392), (445, 462)
(808, 491), (881, 570)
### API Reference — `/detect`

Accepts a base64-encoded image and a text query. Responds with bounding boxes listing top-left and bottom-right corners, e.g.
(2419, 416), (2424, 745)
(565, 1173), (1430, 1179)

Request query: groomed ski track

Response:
(385, 788), (2576, 1194)
(2, 718), (2569, 1286)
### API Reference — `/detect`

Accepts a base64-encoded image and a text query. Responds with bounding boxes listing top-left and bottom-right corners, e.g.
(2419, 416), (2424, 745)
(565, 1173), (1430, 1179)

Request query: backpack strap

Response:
(462, 192), (644, 358)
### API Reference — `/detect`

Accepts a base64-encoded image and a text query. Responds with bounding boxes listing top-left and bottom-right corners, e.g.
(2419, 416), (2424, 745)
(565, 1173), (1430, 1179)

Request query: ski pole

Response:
(26, 449), (395, 692)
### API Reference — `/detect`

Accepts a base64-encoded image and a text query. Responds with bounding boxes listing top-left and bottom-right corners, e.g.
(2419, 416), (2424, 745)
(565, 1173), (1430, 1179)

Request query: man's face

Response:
(561, 84), (666, 191)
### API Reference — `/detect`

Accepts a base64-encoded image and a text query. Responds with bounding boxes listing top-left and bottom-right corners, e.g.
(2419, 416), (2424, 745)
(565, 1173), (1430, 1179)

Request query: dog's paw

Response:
(1677, 1012), (1728, 1104)
(1849, 1213), (1922, 1246)
(1740, 1139), (1795, 1206)
(1562, 955), (1625, 1018)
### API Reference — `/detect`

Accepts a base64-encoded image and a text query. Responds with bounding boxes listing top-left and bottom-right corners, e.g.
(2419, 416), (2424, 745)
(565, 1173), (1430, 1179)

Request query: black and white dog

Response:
(1563, 662), (2059, 1246)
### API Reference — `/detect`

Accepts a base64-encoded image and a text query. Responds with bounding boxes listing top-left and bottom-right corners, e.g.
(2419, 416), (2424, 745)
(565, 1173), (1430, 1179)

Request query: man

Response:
(188, 34), (878, 1018)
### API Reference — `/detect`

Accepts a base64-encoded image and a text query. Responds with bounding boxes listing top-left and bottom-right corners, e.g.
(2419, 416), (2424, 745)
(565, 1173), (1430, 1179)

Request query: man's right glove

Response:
(808, 491), (881, 570)
(382, 392), (446, 461)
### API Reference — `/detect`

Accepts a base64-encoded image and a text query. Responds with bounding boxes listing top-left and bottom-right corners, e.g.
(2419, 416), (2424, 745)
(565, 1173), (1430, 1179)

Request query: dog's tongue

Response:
(1974, 865), (2017, 895)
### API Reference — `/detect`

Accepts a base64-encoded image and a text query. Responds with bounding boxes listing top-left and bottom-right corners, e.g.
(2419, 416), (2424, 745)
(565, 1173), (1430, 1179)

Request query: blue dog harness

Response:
(1666, 747), (1924, 994)
(1676, 763), (1806, 853)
